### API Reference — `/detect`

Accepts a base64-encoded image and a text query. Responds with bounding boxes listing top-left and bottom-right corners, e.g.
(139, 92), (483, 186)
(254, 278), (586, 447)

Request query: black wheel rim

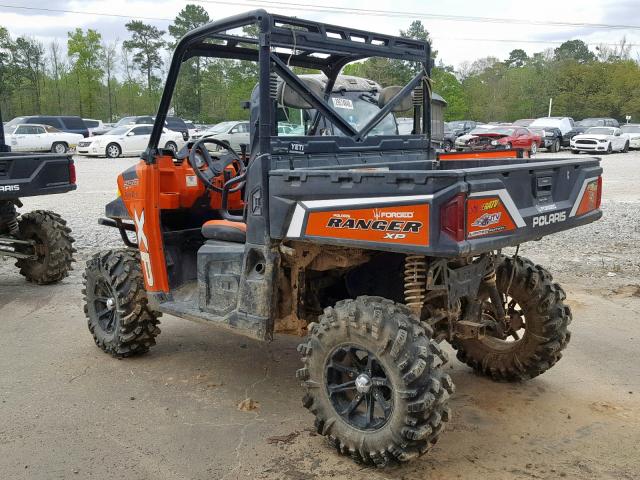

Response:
(94, 279), (117, 334)
(480, 294), (527, 347)
(325, 345), (393, 431)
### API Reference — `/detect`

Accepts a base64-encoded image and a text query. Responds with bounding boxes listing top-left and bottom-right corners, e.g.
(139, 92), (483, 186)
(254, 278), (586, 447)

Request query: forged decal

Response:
(305, 204), (430, 246)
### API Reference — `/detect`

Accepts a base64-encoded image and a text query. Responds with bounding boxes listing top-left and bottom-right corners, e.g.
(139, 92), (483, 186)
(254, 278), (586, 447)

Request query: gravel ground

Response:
(1, 150), (639, 479)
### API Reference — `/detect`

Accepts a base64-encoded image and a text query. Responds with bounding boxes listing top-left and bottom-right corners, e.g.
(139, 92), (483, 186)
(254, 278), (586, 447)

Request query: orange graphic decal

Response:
(576, 180), (600, 217)
(467, 196), (516, 238)
(306, 204), (429, 246)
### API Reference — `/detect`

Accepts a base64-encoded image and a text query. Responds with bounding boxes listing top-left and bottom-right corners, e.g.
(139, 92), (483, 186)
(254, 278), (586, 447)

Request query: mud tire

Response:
(297, 296), (454, 467)
(15, 210), (75, 284)
(452, 255), (571, 382)
(83, 248), (161, 357)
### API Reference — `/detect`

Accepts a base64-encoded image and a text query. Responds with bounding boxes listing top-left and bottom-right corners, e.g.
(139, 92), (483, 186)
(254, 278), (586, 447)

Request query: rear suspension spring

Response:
(404, 255), (427, 315)
(0, 201), (19, 235)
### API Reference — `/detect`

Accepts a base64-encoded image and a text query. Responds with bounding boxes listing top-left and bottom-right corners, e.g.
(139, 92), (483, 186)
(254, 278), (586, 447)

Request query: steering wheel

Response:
(187, 138), (246, 192)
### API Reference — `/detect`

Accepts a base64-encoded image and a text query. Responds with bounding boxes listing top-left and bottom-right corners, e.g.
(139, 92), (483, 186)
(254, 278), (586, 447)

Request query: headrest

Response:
(378, 86), (413, 112)
(276, 77), (325, 109)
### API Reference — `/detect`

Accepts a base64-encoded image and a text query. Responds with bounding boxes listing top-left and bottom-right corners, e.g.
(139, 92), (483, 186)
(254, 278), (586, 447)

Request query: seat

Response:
(201, 220), (246, 243)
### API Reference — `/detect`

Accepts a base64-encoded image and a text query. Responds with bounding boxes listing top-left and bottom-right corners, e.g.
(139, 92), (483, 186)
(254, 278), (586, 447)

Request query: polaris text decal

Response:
(0, 185), (20, 192)
(532, 211), (567, 227)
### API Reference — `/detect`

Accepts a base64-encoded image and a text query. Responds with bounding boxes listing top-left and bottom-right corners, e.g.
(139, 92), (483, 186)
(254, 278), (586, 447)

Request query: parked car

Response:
(441, 122), (457, 151)
(620, 124), (640, 149)
(513, 118), (535, 127)
(83, 118), (105, 136)
(528, 126), (563, 152)
(570, 126), (629, 154)
(91, 116), (154, 136)
(575, 118), (619, 133)
(461, 126), (541, 153)
(454, 124), (492, 150)
(5, 115), (89, 138)
(78, 124), (185, 158)
(529, 117), (578, 146)
(185, 121), (199, 139)
(194, 121), (251, 152)
(448, 120), (478, 137)
(4, 124), (84, 153)
(163, 116), (190, 141)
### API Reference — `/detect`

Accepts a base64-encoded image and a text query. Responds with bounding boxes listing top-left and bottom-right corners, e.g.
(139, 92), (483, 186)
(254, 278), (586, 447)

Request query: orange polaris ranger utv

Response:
(84, 10), (603, 466)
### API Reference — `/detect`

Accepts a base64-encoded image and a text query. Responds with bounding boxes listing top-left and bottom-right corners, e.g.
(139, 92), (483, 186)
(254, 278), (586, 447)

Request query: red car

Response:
(474, 126), (542, 153)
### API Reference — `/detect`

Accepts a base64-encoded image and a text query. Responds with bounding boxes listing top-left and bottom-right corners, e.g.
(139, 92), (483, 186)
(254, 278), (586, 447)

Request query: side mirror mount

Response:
(127, 132), (134, 136)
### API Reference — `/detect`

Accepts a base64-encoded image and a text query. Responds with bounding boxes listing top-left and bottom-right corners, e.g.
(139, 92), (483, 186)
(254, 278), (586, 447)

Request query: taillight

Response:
(440, 193), (466, 242)
(69, 161), (76, 185)
(596, 176), (603, 209)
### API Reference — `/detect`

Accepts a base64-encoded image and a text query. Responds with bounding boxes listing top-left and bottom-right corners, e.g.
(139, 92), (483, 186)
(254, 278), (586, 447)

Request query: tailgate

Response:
(460, 157), (602, 253)
(0, 152), (76, 199)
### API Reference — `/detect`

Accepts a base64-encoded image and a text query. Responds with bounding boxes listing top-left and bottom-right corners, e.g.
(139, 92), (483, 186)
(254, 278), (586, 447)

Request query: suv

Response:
(5, 115), (89, 138)
(575, 117), (620, 134)
(83, 118), (105, 136)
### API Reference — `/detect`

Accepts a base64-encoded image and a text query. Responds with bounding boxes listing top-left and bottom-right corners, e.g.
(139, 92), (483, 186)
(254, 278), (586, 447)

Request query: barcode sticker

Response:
(332, 98), (354, 110)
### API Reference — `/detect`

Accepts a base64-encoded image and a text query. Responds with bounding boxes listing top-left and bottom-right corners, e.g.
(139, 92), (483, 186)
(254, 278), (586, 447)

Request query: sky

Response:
(1, 0), (639, 69)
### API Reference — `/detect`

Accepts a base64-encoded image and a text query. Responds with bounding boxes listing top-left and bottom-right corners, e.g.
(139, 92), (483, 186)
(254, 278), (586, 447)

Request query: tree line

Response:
(1, 5), (639, 125)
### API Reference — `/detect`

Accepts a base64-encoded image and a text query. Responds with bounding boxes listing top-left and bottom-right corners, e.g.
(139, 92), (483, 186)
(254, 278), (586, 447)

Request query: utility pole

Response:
(548, 98), (553, 117)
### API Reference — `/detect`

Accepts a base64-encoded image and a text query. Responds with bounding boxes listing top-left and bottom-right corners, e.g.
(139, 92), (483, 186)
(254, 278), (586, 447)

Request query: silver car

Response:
(194, 121), (250, 153)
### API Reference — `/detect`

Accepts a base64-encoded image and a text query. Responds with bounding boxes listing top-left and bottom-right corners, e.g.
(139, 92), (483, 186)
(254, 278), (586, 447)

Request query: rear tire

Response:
(51, 142), (68, 154)
(298, 296), (454, 466)
(106, 143), (121, 159)
(443, 140), (453, 152)
(15, 210), (75, 284)
(451, 255), (571, 382)
(83, 249), (161, 357)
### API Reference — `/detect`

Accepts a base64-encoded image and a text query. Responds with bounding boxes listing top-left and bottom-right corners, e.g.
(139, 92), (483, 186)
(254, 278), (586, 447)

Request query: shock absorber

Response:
(0, 200), (19, 235)
(404, 255), (427, 316)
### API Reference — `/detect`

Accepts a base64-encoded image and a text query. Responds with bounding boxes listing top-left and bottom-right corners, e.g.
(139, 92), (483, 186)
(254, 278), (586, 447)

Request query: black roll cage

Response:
(146, 9), (432, 162)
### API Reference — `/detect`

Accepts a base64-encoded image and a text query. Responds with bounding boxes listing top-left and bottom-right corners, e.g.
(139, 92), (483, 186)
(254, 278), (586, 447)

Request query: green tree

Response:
(68, 28), (103, 117)
(169, 4), (210, 119)
(505, 49), (529, 68)
(554, 40), (595, 63)
(123, 21), (166, 95)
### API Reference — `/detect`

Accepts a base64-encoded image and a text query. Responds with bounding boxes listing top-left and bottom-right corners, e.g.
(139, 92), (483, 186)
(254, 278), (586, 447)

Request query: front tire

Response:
(105, 143), (121, 159)
(15, 210), (75, 284)
(530, 141), (537, 155)
(297, 296), (454, 466)
(51, 142), (68, 154)
(83, 249), (161, 357)
(605, 143), (612, 154)
(551, 139), (560, 153)
(452, 256), (571, 382)
(622, 141), (629, 153)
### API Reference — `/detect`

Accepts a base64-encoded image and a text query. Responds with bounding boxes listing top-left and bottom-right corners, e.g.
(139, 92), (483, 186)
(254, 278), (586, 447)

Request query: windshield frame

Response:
(621, 125), (640, 134)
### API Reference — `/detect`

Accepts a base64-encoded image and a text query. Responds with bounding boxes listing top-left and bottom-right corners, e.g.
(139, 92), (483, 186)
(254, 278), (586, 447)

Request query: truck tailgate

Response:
(460, 157), (602, 254)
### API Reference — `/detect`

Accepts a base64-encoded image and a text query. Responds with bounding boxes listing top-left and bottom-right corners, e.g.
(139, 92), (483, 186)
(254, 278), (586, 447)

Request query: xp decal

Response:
(306, 204), (430, 245)
(134, 209), (154, 287)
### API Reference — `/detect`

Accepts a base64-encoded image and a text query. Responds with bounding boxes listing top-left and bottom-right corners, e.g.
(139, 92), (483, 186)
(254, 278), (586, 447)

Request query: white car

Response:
(78, 125), (185, 158)
(570, 127), (630, 154)
(185, 121), (199, 139)
(621, 124), (640, 149)
(193, 121), (251, 153)
(4, 124), (84, 153)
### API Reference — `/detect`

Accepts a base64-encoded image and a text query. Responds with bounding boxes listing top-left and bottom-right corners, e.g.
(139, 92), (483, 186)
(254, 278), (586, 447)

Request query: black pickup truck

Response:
(1, 109), (76, 284)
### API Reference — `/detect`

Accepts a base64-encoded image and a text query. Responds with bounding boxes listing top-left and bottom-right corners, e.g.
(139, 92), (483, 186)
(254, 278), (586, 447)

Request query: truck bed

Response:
(269, 156), (602, 256)
(0, 152), (76, 199)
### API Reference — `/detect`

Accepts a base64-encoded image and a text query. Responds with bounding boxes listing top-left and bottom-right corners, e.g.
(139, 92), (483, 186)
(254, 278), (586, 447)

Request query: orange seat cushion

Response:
(202, 220), (246, 242)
